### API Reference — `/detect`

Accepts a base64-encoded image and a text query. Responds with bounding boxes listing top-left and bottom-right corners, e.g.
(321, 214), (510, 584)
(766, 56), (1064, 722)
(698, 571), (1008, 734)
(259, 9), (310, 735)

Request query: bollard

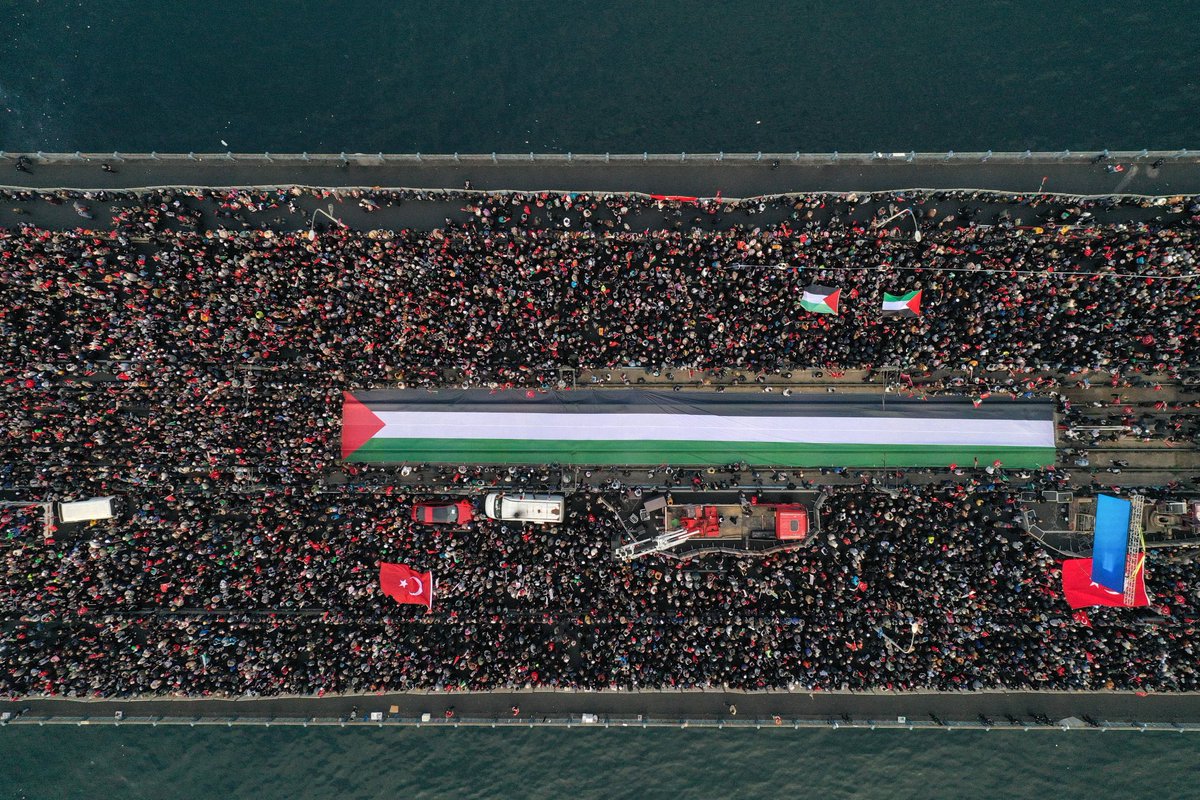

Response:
(264, 152), (272, 162)
(756, 151), (762, 161)
(606, 152), (611, 163)
(794, 151), (800, 161)
(1138, 149), (1149, 158)
(982, 149), (992, 162)
(377, 152), (385, 162)
(642, 151), (647, 161)
(832, 150), (839, 162)
(302, 152), (309, 161)
(74, 151), (84, 161)
(492, 152), (497, 163)
(188, 152), (198, 161)
(530, 152), (535, 161)
(567, 152), (572, 162)
(36, 151), (44, 160)
(1023, 149), (1032, 159)
(454, 152), (460, 162)
(681, 152), (686, 162)
(415, 152), (421, 162)
(226, 151), (235, 161)
(1176, 149), (1188, 159)
(113, 151), (124, 161)
(906, 151), (915, 162)
(945, 150), (954, 160)
(1060, 149), (1070, 159)
(718, 151), (724, 161)
(149, 151), (159, 160)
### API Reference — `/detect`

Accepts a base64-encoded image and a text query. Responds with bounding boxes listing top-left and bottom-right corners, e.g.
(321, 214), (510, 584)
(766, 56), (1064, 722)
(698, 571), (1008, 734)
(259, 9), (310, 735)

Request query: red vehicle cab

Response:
(774, 505), (809, 541)
(411, 499), (474, 526)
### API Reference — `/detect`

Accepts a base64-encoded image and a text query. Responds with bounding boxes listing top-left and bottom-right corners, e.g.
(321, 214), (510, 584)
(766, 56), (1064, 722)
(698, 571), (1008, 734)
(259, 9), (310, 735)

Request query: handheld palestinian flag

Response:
(881, 289), (922, 317)
(800, 285), (840, 315)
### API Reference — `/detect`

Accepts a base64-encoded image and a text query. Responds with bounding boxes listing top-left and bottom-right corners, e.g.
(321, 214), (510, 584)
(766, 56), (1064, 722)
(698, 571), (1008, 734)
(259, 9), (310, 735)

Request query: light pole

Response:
(879, 364), (899, 410)
(873, 207), (922, 242)
(308, 206), (346, 239)
(879, 620), (923, 654)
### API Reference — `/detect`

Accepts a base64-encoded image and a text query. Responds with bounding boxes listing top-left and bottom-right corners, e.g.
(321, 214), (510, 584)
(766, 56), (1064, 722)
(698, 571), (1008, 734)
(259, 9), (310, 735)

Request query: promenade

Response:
(3, 153), (1199, 237)
(6, 689), (1200, 728)
(4, 150), (1200, 197)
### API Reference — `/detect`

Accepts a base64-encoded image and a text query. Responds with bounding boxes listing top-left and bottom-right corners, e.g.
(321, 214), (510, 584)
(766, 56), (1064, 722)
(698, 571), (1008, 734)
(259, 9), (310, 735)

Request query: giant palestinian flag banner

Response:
(342, 390), (1057, 468)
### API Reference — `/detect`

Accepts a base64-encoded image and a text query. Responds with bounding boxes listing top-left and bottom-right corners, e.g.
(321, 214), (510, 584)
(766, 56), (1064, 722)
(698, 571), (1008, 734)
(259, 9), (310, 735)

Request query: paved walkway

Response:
(5, 689), (1198, 725)
(4, 153), (1200, 196)
(0, 169), (1193, 240)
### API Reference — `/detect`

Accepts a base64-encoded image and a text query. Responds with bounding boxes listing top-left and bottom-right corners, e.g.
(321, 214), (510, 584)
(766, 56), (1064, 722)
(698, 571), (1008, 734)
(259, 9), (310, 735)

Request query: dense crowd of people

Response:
(2, 483), (1198, 697)
(1, 186), (1198, 698)
(3, 186), (1198, 386)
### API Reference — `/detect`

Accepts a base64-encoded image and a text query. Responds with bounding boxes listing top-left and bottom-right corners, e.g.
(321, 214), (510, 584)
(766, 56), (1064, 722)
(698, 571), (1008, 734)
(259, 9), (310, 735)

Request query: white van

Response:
(57, 496), (116, 523)
(483, 493), (565, 525)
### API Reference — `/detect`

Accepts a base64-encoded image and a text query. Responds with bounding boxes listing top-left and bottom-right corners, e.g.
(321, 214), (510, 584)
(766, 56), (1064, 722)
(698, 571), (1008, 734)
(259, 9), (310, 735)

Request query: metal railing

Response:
(0, 149), (1196, 166)
(2, 712), (1197, 732)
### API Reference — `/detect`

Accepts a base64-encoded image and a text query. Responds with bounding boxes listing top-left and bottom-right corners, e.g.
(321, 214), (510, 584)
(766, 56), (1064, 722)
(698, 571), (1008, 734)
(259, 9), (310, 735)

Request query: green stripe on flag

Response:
(347, 437), (1055, 468)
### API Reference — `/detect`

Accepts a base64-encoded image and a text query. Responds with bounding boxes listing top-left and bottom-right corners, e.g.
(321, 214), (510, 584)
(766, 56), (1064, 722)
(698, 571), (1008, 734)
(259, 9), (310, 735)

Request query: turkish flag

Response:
(379, 562), (434, 610)
(1061, 557), (1149, 609)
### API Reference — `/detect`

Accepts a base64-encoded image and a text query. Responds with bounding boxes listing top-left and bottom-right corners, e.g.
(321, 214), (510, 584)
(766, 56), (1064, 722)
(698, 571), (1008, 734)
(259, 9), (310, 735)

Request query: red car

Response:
(411, 500), (474, 527)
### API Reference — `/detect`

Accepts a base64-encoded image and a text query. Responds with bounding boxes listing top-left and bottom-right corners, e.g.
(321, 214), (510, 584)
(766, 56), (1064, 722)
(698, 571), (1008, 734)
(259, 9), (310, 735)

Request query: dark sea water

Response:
(1, 726), (1193, 800)
(1, 1), (1197, 153)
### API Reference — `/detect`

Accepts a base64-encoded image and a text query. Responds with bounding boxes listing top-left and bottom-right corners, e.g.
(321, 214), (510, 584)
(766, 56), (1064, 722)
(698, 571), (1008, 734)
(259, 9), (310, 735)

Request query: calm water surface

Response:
(1, 1), (1197, 152)
(0, 727), (1192, 800)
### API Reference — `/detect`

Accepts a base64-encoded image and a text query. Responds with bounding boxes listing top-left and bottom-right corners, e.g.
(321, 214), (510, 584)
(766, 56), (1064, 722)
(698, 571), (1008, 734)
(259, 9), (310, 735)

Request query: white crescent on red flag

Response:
(1060, 557), (1149, 609)
(379, 562), (434, 610)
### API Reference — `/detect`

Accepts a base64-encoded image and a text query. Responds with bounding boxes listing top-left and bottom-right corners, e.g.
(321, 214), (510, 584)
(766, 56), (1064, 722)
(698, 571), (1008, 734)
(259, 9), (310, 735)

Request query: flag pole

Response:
(429, 574), (435, 614)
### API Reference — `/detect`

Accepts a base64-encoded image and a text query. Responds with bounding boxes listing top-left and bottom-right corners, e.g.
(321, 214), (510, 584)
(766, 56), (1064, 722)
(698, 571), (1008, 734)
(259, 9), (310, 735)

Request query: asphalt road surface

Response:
(4, 689), (1199, 726)
(4, 153), (1200, 197)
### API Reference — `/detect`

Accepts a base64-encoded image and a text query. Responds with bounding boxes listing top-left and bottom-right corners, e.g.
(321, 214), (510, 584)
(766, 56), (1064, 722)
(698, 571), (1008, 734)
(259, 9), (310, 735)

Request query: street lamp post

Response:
(308, 206), (345, 239)
(873, 207), (922, 242)
(879, 620), (923, 654)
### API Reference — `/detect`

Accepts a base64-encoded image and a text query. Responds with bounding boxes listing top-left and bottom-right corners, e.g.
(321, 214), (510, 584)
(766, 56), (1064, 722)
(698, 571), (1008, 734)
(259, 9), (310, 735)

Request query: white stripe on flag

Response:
(370, 411), (1055, 448)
